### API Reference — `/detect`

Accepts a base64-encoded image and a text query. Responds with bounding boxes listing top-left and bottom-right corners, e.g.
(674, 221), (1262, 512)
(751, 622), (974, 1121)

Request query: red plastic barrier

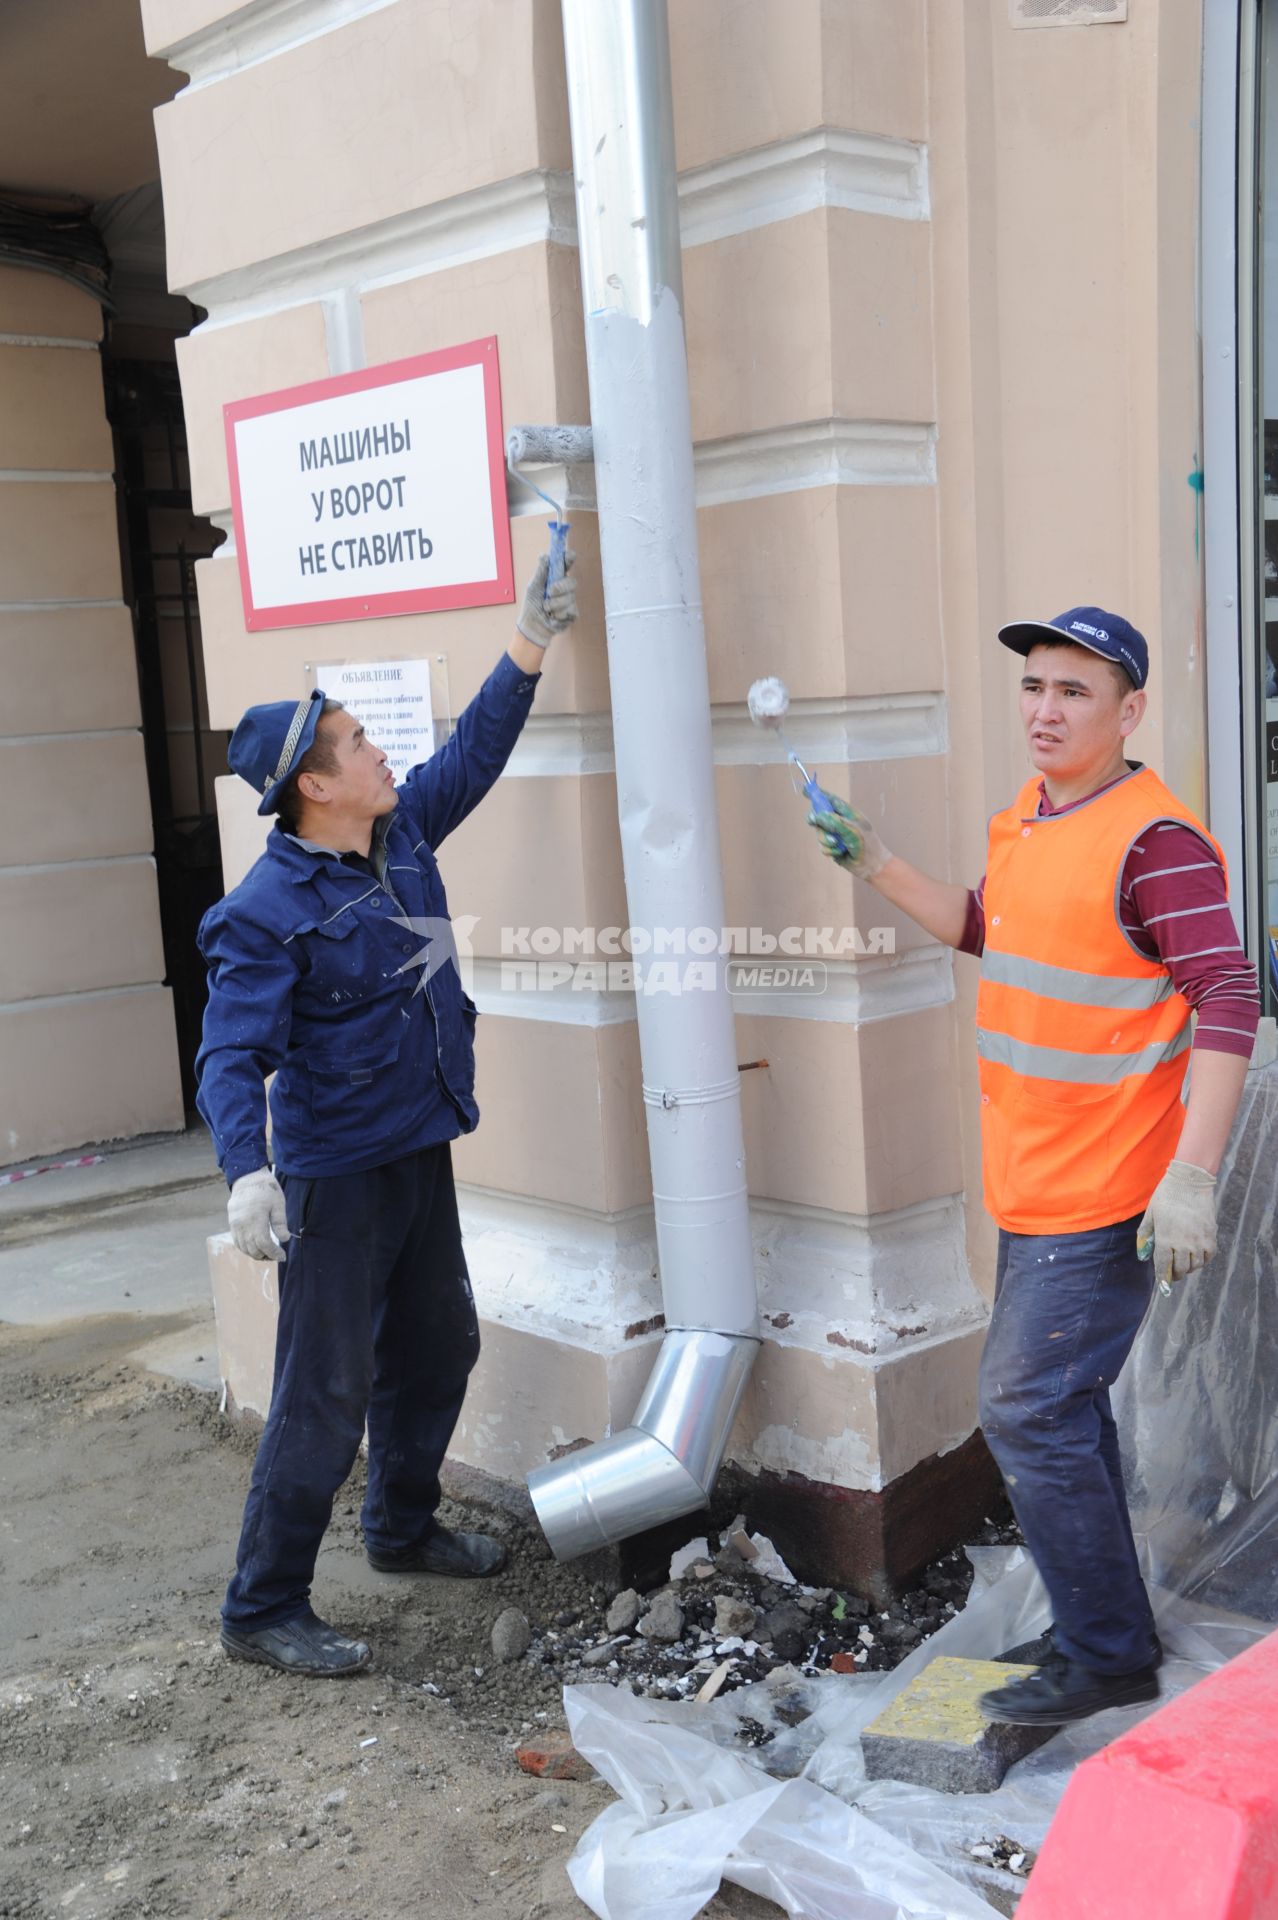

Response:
(1018, 1629), (1278, 1920)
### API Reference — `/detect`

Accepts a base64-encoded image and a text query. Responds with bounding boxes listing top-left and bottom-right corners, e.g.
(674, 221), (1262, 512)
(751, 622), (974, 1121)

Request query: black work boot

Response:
(979, 1649), (1160, 1726)
(367, 1525), (507, 1578)
(220, 1608), (371, 1677)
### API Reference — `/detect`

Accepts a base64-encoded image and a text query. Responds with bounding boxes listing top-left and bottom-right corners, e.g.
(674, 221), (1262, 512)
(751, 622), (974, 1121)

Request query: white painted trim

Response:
(183, 129), (925, 321)
(151, 0), (399, 86)
(0, 729), (139, 747)
(454, 1182), (983, 1361)
(204, 412), (937, 532)
(751, 1190), (986, 1356)
(0, 600), (128, 613)
(322, 288), (365, 376)
(467, 942), (952, 1028)
(183, 170), (578, 321)
(0, 334), (98, 352)
(505, 419), (937, 524)
(457, 1183), (661, 1345)
(0, 983), (160, 1016)
(0, 472), (113, 485)
(503, 711), (618, 778)
(494, 692), (945, 780)
(506, 463), (594, 519)
(695, 419), (936, 504)
(469, 956), (636, 1027)
(726, 945), (954, 1024)
(0, 854), (156, 878)
(1203, 0), (1249, 943)
(678, 127), (929, 247)
(714, 691), (947, 763)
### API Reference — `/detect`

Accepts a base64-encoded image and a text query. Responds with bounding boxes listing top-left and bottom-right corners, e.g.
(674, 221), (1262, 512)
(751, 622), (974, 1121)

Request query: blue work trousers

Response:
(222, 1143), (479, 1629)
(978, 1213), (1159, 1676)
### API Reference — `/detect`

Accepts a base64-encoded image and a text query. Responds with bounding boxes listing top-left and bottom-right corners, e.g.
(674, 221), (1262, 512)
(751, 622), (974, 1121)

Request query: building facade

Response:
(2, 0), (1273, 1586)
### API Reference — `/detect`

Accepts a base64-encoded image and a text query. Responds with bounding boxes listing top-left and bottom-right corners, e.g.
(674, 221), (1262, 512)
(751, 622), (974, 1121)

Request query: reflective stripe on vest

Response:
(978, 947), (1177, 1012)
(975, 1021), (1192, 1084)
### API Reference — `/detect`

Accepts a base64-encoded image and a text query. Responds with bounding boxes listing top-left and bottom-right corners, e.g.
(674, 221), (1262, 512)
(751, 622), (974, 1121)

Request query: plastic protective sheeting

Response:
(565, 1683), (994, 1920)
(1119, 1064), (1278, 1616)
(565, 1063), (1278, 1918)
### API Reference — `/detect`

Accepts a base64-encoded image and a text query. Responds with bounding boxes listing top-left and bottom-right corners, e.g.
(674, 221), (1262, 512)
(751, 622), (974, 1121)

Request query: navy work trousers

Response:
(977, 1213), (1159, 1676)
(222, 1143), (479, 1629)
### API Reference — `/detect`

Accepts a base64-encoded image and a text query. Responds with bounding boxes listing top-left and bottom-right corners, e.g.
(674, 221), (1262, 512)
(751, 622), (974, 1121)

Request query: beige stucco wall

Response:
(926, 0), (1208, 1277)
(0, 272), (185, 1166)
(149, 0), (1207, 1509)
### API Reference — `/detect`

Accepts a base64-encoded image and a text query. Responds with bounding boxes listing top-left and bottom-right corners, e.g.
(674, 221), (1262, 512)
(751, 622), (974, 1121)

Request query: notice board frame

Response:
(223, 336), (515, 633)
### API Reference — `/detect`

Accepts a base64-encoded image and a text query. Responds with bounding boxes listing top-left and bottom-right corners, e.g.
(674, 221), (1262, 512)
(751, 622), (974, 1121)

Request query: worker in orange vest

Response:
(809, 607), (1260, 1726)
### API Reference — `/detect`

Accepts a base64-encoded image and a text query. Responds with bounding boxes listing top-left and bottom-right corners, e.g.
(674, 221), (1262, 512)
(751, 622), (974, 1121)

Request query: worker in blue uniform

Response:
(197, 550), (577, 1677)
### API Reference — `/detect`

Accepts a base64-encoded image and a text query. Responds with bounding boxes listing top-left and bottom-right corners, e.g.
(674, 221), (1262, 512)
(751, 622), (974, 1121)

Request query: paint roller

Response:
(747, 676), (844, 820)
(505, 424), (594, 598)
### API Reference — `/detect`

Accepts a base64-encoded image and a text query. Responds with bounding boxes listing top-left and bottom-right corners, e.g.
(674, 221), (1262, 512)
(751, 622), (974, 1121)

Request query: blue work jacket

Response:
(196, 651), (538, 1184)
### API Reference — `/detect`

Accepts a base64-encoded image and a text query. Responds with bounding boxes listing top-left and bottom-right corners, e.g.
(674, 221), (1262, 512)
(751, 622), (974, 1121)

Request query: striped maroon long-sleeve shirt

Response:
(960, 770), (1261, 1059)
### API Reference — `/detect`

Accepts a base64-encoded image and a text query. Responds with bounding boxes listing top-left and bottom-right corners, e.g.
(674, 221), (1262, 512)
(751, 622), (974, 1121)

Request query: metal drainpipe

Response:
(526, 0), (760, 1559)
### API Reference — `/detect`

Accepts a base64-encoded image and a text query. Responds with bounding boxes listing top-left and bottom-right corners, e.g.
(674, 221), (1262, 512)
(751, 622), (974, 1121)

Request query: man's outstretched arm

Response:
(397, 553), (578, 848)
(808, 794), (972, 949)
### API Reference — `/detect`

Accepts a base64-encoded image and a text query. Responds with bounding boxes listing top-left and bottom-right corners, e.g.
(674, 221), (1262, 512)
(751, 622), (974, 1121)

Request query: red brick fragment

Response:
(515, 1729), (594, 1782)
(830, 1651), (859, 1674)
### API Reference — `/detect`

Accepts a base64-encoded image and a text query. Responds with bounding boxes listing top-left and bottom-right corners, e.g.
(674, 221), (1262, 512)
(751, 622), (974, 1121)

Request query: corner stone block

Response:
(177, 305), (329, 516)
(0, 266), (103, 340)
(861, 1657), (1055, 1793)
(156, 1), (564, 292)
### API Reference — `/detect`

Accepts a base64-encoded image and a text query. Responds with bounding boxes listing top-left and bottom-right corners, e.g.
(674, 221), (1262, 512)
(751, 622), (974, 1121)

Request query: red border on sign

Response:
(223, 337), (515, 632)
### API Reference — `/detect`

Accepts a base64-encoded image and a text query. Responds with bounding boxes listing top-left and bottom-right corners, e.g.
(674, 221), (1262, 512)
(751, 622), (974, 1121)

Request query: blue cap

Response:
(229, 688), (326, 816)
(997, 606), (1148, 689)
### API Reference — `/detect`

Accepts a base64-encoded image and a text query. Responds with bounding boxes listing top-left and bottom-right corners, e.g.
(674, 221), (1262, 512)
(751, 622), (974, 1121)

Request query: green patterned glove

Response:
(807, 793), (891, 881)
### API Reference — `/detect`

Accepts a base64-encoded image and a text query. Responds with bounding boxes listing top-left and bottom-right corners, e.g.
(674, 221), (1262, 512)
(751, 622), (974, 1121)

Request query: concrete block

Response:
(0, 985), (184, 1169)
(177, 304), (329, 515)
(0, 735), (154, 866)
(861, 1657), (1057, 1793)
(0, 607), (140, 735)
(0, 346), (113, 472)
(0, 266), (103, 340)
(0, 480), (122, 601)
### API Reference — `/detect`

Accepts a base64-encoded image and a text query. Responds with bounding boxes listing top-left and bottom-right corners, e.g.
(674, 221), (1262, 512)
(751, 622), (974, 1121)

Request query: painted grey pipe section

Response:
(526, 0), (760, 1560)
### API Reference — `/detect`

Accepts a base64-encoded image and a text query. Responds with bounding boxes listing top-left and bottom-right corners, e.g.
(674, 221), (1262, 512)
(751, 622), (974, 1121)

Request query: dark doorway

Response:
(104, 352), (228, 1109)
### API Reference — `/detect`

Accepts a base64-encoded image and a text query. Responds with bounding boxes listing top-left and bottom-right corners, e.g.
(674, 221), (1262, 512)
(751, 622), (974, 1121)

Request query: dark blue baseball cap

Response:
(997, 606), (1148, 689)
(229, 688), (327, 816)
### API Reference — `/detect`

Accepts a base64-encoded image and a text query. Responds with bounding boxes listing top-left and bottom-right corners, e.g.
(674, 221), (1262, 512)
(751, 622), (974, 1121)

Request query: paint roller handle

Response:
(803, 772), (842, 819)
(546, 519), (570, 595)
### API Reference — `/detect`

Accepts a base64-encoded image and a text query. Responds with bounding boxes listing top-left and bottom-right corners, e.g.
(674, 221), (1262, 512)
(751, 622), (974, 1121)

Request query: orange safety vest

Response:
(975, 765), (1225, 1235)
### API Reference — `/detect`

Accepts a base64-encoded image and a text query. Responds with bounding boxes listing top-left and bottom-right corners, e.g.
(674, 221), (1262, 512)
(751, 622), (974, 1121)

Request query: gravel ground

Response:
(0, 1310), (1019, 1920)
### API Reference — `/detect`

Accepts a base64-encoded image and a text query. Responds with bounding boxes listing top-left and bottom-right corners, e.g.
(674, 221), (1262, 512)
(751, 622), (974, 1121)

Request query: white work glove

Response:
(1136, 1160), (1217, 1293)
(228, 1167), (290, 1263)
(807, 793), (892, 881)
(515, 551), (577, 649)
